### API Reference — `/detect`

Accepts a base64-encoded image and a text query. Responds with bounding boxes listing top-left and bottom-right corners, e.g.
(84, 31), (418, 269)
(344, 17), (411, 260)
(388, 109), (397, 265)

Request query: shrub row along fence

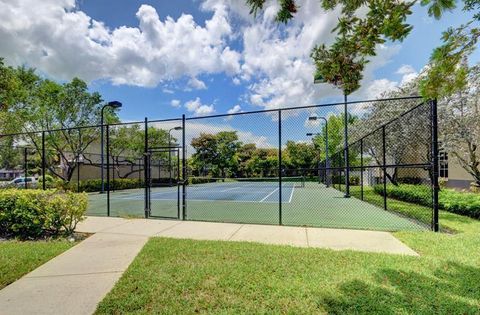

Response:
(0, 97), (440, 232)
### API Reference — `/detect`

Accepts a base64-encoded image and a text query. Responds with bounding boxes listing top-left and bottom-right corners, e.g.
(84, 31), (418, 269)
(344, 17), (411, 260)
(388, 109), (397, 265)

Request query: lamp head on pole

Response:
(107, 101), (123, 109)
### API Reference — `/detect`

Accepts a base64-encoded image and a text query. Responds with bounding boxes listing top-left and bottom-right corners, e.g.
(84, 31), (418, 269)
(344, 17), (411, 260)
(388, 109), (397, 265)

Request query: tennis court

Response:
(87, 178), (425, 231)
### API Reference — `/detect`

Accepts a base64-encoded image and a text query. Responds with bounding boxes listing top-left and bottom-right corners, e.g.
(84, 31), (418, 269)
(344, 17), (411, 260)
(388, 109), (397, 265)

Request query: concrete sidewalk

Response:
(76, 216), (419, 255)
(0, 216), (418, 315)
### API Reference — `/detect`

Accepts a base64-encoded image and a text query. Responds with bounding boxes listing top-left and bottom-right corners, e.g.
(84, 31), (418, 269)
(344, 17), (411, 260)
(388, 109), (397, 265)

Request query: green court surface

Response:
(87, 182), (426, 231)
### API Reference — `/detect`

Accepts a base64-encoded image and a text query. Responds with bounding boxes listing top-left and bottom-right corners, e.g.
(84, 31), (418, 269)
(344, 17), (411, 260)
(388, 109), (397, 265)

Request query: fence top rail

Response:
(322, 99), (429, 163)
(185, 96), (423, 121)
(0, 96), (423, 137)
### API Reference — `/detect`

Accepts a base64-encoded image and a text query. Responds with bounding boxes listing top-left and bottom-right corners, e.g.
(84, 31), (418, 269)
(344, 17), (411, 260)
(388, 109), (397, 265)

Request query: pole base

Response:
(344, 194), (351, 198)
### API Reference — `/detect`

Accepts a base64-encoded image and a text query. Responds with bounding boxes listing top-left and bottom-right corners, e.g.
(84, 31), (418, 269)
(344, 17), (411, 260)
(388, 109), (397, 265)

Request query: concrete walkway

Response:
(0, 216), (418, 315)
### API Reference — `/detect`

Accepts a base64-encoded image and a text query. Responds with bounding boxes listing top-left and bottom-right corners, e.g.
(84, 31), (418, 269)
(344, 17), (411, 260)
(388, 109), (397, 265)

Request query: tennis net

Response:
(188, 176), (305, 188)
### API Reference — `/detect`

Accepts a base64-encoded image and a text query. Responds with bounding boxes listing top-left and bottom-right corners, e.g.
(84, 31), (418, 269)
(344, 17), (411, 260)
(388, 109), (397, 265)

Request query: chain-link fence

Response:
(0, 97), (440, 231)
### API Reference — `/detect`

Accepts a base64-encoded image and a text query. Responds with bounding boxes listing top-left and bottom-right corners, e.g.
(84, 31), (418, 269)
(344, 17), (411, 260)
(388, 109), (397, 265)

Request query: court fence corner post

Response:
(106, 124), (110, 217)
(360, 138), (364, 201)
(144, 117), (149, 219)
(430, 99), (440, 232)
(182, 114), (187, 221)
(382, 125), (387, 211)
(278, 109), (282, 226)
(41, 131), (46, 190)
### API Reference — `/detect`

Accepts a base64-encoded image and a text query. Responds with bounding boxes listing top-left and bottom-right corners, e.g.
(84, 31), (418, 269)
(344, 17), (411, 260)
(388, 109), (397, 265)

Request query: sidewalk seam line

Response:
(97, 219), (134, 233)
(305, 228), (310, 247)
(153, 221), (185, 236)
(25, 270), (123, 279)
(227, 225), (245, 240)
(96, 231), (155, 237)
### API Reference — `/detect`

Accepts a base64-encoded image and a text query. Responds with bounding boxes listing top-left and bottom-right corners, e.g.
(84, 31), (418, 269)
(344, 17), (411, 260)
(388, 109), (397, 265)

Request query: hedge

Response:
(0, 189), (87, 239)
(67, 178), (144, 192)
(374, 184), (480, 219)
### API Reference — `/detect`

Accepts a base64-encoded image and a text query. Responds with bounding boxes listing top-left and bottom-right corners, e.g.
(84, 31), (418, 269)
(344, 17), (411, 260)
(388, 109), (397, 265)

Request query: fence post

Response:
(182, 114), (187, 220)
(382, 126), (387, 211)
(430, 99), (440, 232)
(177, 149), (181, 219)
(42, 131), (46, 190)
(144, 117), (149, 219)
(278, 110), (283, 225)
(360, 139), (364, 201)
(24, 147), (28, 189)
(106, 125), (110, 217)
(77, 129), (81, 193)
(344, 94), (350, 198)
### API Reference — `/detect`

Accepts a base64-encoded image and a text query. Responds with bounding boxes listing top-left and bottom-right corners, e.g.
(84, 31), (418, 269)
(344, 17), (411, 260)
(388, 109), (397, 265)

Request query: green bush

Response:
(332, 175), (360, 186)
(0, 189), (87, 239)
(374, 184), (480, 219)
(67, 178), (143, 192)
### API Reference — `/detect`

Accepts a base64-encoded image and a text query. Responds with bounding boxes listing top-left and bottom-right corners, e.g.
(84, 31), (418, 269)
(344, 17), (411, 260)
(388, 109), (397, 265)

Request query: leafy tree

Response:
(313, 113), (357, 165)
(245, 0), (479, 96)
(1, 64), (119, 182)
(237, 143), (258, 177)
(420, 23), (480, 98)
(108, 125), (172, 179)
(245, 148), (278, 177)
(191, 131), (242, 178)
(440, 65), (480, 186)
(283, 141), (317, 170)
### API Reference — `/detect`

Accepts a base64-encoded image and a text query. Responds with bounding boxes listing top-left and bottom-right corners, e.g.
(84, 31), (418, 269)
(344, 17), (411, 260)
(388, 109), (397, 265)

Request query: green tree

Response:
(108, 125), (172, 179)
(237, 143), (258, 177)
(246, 0), (479, 97)
(312, 113), (357, 165)
(191, 131), (242, 178)
(1, 64), (119, 182)
(283, 141), (317, 170)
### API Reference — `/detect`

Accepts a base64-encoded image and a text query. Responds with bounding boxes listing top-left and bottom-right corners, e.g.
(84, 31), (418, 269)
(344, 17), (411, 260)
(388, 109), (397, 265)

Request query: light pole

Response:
(100, 101), (122, 194)
(307, 116), (329, 187)
(168, 126), (182, 186)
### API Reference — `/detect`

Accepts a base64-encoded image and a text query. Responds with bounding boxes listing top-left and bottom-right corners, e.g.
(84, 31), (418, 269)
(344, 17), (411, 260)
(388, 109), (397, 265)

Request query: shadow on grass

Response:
(321, 262), (480, 314)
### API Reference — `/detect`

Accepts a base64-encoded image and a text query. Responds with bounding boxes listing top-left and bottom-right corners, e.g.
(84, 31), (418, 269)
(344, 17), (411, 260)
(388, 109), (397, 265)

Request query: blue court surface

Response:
(116, 181), (299, 203)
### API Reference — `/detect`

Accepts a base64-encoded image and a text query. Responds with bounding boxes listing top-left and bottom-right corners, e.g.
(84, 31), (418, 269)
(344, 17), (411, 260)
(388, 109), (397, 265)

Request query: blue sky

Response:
(0, 0), (478, 146)
(78, 1), (478, 121)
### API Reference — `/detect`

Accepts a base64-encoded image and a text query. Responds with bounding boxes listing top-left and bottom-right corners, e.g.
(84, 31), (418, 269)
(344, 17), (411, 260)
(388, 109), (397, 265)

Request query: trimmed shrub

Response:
(0, 189), (87, 239)
(332, 175), (360, 186)
(374, 184), (480, 219)
(67, 178), (143, 192)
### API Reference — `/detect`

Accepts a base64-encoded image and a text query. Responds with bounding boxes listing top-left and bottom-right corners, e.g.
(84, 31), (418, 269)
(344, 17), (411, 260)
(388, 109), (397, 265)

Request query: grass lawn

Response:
(0, 239), (76, 289)
(95, 195), (480, 314)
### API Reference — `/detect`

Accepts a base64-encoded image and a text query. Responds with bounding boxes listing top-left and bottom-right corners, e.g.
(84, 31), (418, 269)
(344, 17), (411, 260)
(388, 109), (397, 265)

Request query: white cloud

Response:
(396, 64), (415, 75)
(0, 0), (414, 114)
(366, 79), (399, 99)
(187, 77), (207, 90)
(0, 0), (241, 87)
(396, 64), (418, 86)
(171, 99), (181, 108)
(364, 64), (419, 99)
(227, 104), (242, 114)
(184, 97), (215, 116)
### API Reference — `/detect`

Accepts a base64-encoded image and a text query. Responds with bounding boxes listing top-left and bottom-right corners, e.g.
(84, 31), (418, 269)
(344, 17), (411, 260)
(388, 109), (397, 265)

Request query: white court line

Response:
(260, 187), (279, 203)
(289, 185), (295, 203)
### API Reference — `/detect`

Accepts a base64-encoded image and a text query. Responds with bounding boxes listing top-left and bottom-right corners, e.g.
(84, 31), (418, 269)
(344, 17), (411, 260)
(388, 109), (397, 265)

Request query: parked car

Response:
(0, 177), (38, 189)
